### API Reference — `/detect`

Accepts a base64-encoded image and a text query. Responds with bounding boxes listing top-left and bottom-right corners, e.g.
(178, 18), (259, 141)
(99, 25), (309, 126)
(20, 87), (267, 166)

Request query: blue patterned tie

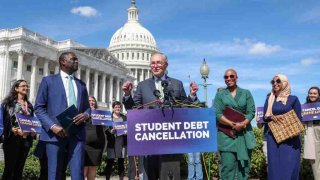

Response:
(68, 75), (77, 107)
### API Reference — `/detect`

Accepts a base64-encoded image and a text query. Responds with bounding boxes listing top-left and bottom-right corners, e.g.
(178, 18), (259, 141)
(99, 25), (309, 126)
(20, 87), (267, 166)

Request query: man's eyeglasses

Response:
(224, 75), (236, 79)
(150, 61), (165, 67)
(270, 79), (281, 85)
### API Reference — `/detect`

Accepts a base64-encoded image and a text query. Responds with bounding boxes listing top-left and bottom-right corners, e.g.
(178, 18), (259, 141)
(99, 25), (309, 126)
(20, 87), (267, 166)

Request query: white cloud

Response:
(71, 6), (98, 17)
(300, 57), (320, 66)
(248, 42), (281, 55)
(158, 38), (281, 57)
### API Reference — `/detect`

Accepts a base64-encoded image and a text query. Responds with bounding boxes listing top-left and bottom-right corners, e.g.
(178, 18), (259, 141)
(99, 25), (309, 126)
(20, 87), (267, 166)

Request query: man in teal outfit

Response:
(214, 69), (256, 180)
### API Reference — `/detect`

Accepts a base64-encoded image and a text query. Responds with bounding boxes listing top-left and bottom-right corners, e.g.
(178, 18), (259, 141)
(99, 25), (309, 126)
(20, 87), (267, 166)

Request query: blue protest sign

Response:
(302, 102), (320, 121)
(91, 109), (112, 126)
(127, 108), (217, 156)
(113, 121), (127, 136)
(15, 113), (42, 133)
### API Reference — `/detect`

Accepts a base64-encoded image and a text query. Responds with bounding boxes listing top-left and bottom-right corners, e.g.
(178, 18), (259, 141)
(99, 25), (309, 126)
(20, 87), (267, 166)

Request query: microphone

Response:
(160, 80), (176, 105)
(153, 89), (161, 99)
(161, 80), (169, 88)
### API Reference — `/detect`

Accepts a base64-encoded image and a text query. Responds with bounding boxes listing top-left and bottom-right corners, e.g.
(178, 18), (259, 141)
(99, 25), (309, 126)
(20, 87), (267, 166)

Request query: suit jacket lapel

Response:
(55, 74), (68, 108)
(148, 78), (157, 94)
(166, 76), (172, 87)
(224, 88), (239, 108)
(234, 87), (243, 104)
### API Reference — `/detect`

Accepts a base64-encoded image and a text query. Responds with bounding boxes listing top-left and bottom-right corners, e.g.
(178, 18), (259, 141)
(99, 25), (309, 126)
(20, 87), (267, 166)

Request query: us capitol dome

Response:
(108, 0), (160, 86)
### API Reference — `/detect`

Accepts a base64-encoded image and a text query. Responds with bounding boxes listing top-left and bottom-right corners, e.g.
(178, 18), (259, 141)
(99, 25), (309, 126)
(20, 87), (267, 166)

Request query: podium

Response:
(127, 108), (217, 179)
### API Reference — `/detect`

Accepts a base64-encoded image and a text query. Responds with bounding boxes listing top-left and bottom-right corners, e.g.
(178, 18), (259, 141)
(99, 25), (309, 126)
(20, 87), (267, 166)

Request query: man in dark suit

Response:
(35, 51), (90, 180)
(122, 53), (187, 180)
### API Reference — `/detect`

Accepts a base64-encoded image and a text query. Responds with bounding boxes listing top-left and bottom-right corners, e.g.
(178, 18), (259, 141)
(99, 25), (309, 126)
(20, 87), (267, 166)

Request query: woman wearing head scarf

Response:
(303, 87), (320, 179)
(263, 74), (302, 180)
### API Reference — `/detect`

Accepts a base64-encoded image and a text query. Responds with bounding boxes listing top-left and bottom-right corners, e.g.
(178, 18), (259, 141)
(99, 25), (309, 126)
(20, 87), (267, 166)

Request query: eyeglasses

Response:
(18, 85), (29, 88)
(270, 79), (281, 85)
(150, 61), (165, 67)
(223, 75), (235, 79)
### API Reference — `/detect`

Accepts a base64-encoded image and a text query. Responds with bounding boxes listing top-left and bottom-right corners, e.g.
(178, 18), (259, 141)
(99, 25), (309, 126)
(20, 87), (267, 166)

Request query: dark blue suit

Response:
(124, 76), (187, 109)
(35, 73), (90, 180)
(123, 76), (187, 180)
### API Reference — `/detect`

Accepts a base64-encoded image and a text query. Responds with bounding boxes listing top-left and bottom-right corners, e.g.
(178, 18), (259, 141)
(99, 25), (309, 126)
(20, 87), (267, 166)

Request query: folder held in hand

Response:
(56, 105), (78, 131)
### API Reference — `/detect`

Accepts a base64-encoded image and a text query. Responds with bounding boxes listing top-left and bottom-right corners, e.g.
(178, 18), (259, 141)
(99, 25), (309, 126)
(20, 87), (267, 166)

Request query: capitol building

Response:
(0, 0), (159, 110)
(108, 0), (159, 86)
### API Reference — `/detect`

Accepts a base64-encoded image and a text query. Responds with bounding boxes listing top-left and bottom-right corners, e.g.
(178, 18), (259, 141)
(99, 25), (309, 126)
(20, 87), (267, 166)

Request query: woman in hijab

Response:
(263, 74), (302, 180)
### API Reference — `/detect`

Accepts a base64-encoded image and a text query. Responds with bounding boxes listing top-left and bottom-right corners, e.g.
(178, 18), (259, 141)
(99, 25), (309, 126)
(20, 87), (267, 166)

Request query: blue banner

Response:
(15, 113), (42, 133)
(113, 121), (127, 136)
(256, 107), (264, 123)
(91, 110), (112, 126)
(302, 102), (320, 121)
(127, 108), (217, 156)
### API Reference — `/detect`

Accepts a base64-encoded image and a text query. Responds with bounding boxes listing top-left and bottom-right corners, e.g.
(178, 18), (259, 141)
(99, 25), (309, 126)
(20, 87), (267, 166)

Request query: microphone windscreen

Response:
(153, 89), (161, 98)
(161, 80), (169, 88)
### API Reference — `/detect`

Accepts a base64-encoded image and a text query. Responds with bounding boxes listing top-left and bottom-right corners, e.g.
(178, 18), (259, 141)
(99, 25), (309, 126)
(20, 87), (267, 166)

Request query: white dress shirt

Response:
(60, 70), (78, 106)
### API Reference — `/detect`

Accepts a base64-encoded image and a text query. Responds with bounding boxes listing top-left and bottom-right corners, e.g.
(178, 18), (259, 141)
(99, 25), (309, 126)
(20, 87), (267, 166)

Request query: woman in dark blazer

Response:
(105, 101), (127, 180)
(1, 79), (36, 180)
(84, 96), (106, 180)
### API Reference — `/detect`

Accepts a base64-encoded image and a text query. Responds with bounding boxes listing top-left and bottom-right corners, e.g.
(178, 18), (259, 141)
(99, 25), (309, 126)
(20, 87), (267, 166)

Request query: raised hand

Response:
(189, 82), (199, 96)
(122, 81), (133, 96)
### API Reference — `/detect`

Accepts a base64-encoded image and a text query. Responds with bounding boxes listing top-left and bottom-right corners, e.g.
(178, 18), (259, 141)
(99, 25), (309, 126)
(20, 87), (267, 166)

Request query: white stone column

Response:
(109, 76), (114, 111)
(135, 68), (138, 81)
(16, 50), (24, 80)
(55, 64), (59, 74)
(77, 65), (81, 80)
(116, 77), (120, 101)
(101, 74), (107, 103)
(141, 69), (145, 81)
(3, 51), (13, 98)
(43, 60), (49, 76)
(106, 75), (111, 108)
(29, 56), (38, 102)
(148, 70), (150, 79)
(94, 71), (99, 100)
(0, 51), (8, 99)
(119, 79), (124, 100)
(86, 68), (90, 95)
(139, 69), (143, 82)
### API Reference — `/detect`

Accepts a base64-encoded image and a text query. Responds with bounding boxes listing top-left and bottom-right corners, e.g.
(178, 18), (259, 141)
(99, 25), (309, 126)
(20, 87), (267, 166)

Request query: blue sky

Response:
(1, 0), (320, 115)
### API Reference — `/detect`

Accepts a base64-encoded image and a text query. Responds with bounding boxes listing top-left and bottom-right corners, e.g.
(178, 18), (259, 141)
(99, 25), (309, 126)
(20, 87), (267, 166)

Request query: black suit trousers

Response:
(2, 135), (32, 180)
